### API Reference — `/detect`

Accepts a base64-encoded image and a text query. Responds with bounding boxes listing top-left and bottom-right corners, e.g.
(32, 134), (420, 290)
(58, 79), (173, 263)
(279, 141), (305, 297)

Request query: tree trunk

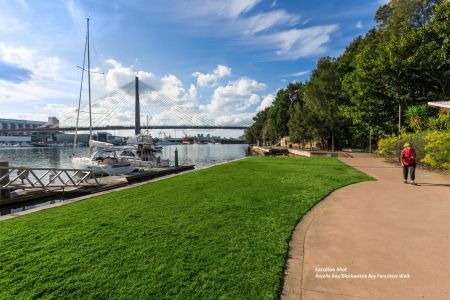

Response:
(331, 126), (335, 152)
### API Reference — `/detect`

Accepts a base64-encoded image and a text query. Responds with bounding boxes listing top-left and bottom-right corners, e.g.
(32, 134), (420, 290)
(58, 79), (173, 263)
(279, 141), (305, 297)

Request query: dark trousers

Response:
(403, 164), (416, 181)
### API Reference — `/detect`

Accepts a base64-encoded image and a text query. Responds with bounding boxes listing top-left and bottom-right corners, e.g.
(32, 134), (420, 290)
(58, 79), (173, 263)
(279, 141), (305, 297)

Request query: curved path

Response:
(281, 155), (450, 300)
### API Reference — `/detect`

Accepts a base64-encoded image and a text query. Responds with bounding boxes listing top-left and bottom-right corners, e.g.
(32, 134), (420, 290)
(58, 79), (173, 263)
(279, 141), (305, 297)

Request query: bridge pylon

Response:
(135, 76), (140, 135)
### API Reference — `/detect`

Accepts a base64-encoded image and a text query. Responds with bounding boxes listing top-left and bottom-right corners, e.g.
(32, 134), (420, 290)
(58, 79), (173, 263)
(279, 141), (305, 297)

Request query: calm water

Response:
(0, 144), (249, 169)
(0, 144), (248, 216)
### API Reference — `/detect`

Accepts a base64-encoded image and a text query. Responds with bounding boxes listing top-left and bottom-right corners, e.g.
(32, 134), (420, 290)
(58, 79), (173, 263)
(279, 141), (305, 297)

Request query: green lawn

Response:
(0, 157), (371, 299)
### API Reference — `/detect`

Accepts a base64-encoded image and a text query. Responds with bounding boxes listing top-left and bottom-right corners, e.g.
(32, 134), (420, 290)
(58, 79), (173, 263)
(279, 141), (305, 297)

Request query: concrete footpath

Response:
(282, 155), (450, 300)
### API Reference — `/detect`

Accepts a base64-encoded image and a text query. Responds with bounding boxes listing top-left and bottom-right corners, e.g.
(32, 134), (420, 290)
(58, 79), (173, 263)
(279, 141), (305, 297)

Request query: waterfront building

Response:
(0, 117), (60, 144)
(0, 136), (31, 143)
(0, 118), (45, 134)
(54, 133), (90, 145)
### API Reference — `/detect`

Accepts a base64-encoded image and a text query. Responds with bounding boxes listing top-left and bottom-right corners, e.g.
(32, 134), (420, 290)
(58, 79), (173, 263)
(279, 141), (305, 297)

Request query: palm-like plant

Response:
(405, 104), (429, 132)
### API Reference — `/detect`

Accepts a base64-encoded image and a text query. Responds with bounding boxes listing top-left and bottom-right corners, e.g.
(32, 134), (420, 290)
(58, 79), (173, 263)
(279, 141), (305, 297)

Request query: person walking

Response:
(401, 142), (417, 185)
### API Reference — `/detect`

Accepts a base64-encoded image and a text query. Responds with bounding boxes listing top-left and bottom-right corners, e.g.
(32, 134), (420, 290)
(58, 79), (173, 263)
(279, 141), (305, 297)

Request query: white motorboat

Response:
(125, 134), (170, 167)
(89, 139), (114, 150)
(72, 149), (135, 175)
(117, 147), (169, 168)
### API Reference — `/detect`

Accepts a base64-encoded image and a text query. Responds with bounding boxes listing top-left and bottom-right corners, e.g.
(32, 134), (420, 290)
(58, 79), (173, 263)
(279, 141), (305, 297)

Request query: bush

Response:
(378, 130), (450, 171)
(423, 131), (450, 171)
(377, 132), (425, 162)
(377, 134), (400, 157)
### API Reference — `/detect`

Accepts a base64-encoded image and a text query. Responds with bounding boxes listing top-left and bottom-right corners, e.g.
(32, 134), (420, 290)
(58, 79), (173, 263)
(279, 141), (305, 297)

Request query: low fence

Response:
(0, 165), (99, 200)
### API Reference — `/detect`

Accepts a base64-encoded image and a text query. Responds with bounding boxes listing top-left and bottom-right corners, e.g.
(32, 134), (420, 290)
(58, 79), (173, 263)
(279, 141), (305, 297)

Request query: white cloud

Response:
(166, 1), (337, 61)
(238, 94), (260, 112)
(207, 77), (266, 113)
(0, 43), (77, 104)
(95, 59), (156, 93)
(159, 74), (190, 103)
(66, 0), (85, 29)
(356, 20), (363, 29)
(257, 94), (274, 111)
(215, 113), (255, 126)
(1, 53), (267, 128)
(0, 79), (74, 103)
(287, 70), (310, 77)
(185, 0), (261, 19)
(238, 10), (299, 35)
(224, 0), (261, 18)
(188, 84), (197, 100)
(0, 17), (29, 33)
(0, 43), (34, 69)
(259, 25), (339, 60)
(192, 64), (232, 87)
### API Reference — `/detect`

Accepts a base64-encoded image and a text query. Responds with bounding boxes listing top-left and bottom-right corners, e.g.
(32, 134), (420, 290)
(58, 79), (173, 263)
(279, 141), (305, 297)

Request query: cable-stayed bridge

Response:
(0, 77), (251, 134)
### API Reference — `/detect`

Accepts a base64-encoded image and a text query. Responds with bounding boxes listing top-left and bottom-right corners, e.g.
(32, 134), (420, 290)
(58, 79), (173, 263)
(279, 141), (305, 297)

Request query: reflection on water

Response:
(0, 144), (249, 169)
(0, 144), (248, 216)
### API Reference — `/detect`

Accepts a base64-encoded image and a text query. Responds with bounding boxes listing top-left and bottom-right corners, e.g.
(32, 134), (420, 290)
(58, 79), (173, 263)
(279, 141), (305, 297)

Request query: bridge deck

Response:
(0, 125), (249, 134)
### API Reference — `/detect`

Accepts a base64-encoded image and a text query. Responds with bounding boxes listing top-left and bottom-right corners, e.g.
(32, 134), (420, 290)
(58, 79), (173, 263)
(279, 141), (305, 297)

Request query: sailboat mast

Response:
(87, 18), (92, 138)
(72, 30), (88, 156)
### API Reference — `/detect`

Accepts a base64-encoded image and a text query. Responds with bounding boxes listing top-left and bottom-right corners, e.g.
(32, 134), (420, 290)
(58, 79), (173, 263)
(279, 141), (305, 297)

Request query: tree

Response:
(304, 57), (345, 151)
(244, 109), (268, 144)
(288, 102), (315, 148)
(388, 1), (450, 102)
(261, 119), (278, 145)
(246, 0), (448, 150)
(267, 89), (290, 138)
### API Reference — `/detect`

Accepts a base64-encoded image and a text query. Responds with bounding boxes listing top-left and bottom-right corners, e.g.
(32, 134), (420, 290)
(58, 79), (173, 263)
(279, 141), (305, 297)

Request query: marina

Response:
(0, 18), (249, 217)
(0, 144), (248, 215)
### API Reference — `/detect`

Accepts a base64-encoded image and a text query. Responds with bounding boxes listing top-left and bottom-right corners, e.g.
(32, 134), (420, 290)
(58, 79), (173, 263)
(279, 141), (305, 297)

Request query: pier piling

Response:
(175, 148), (179, 168)
(0, 156), (10, 201)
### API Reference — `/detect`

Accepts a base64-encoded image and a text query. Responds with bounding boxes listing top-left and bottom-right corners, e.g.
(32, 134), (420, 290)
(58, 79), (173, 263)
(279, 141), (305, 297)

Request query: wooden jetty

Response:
(125, 165), (194, 182)
(0, 165), (195, 208)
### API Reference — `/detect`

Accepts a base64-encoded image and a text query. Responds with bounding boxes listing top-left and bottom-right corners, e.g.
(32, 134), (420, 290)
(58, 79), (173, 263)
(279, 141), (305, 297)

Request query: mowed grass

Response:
(0, 157), (371, 299)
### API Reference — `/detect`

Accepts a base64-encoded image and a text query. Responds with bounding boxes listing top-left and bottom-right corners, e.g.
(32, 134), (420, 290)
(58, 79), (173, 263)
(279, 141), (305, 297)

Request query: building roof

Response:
(0, 118), (45, 125)
(428, 101), (450, 112)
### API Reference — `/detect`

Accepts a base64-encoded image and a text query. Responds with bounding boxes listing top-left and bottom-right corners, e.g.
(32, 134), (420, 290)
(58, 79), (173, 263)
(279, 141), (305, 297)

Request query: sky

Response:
(0, 0), (387, 138)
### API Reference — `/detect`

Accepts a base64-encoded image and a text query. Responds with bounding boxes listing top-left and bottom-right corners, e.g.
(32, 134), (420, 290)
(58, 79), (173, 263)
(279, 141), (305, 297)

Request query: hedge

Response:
(377, 130), (450, 172)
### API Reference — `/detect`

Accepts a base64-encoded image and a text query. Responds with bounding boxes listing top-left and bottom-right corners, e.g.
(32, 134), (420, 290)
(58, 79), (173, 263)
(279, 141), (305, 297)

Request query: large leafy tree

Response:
(267, 89), (290, 138)
(388, 1), (449, 102)
(304, 57), (345, 151)
(246, 0), (448, 149)
(341, 29), (399, 140)
(244, 109), (268, 144)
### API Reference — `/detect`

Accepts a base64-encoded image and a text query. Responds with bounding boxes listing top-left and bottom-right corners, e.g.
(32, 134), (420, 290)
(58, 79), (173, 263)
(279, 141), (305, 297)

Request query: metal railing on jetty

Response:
(0, 166), (99, 192)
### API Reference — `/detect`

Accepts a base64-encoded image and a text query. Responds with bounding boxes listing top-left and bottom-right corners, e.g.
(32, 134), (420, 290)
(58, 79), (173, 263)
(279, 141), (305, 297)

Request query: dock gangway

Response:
(0, 166), (100, 196)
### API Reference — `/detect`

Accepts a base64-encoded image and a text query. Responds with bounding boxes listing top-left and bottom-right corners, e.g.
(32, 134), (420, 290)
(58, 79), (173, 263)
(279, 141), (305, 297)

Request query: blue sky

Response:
(0, 0), (386, 137)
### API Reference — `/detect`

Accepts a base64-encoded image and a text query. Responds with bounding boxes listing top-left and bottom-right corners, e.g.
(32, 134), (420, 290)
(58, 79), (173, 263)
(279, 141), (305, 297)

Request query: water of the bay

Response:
(0, 144), (249, 169)
(0, 144), (249, 216)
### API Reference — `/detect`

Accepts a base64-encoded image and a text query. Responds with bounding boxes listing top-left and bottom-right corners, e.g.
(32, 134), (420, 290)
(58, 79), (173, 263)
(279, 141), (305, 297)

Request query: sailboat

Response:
(71, 18), (135, 176)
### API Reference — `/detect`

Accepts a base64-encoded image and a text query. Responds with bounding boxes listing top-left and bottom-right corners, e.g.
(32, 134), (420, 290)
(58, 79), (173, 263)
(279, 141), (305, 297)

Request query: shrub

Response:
(378, 130), (450, 171)
(405, 104), (430, 132)
(377, 134), (399, 157)
(423, 131), (450, 171)
(377, 132), (425, 162)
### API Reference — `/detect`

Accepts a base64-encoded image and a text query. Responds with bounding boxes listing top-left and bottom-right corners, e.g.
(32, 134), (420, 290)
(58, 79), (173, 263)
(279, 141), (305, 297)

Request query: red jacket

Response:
(401, 148), (416, 165)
